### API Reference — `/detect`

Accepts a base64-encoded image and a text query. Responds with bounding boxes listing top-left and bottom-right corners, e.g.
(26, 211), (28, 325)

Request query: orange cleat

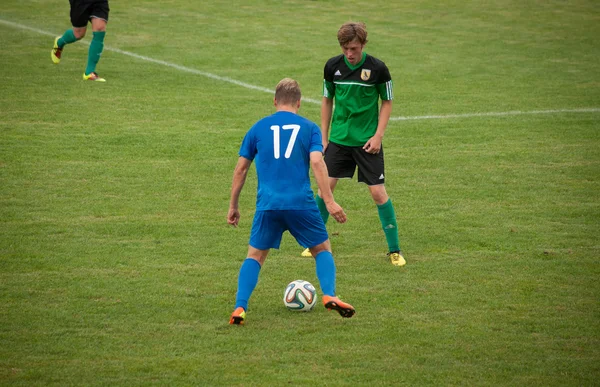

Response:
(229, 307), (246, 325)
(322, 295), (355, 318)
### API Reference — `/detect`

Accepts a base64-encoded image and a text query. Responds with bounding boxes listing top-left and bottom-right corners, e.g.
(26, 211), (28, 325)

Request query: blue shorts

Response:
(249, 208), (329, 250)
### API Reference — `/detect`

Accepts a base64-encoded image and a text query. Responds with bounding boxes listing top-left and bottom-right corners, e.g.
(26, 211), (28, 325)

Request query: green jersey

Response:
(323, 53), (393, 147)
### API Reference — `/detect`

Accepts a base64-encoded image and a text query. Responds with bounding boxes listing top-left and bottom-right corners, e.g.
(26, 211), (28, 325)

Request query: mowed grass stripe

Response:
(2, 18), (597, 121)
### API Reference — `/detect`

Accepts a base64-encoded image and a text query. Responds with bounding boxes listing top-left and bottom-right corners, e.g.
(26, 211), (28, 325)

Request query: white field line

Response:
(0, 18), (321, 104)
(390, 108), (600, 121)
(2, 19), (598, 121)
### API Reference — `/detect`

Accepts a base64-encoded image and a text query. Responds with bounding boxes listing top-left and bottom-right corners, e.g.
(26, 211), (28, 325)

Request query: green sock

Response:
(57, 29), (78, 48)
(377, 199), (401, 252)
(85, 31), (105, 75)
(315, 195), (330, 224)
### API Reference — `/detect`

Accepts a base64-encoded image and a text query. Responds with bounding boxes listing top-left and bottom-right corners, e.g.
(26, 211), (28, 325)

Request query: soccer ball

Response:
(283, 280), (317, 312)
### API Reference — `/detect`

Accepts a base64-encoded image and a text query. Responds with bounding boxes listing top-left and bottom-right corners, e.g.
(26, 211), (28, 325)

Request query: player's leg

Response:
(309, 240), (335, 296)
(311, 241), (355, 318)
(302, 177), (337, 257)
(288, 209), (355, 318)
(52, 1), (89, 64)
(317, 142), (354, 225)
(230, 248), (268, 325)
(230, 211), (283, 325)
(83, 15), (108, 81)
(356, 147), (405, 266)
(368, 184), (405, 265)
(303, 142), (353, 257)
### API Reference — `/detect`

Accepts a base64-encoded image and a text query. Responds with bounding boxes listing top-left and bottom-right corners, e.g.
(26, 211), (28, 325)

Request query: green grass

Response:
(1, 0), (599, 385)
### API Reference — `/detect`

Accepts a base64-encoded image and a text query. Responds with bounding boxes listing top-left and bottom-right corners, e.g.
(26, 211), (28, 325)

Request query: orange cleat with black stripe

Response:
(229, 307), (246, 325)
(323, 295), (355, 318)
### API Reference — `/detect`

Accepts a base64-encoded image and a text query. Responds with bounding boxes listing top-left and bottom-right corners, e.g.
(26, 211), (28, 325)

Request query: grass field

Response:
(1, 0), (599, 385)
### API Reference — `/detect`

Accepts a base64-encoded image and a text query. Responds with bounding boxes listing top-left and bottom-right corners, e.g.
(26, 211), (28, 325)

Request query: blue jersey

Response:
(239, 111), (323, 211)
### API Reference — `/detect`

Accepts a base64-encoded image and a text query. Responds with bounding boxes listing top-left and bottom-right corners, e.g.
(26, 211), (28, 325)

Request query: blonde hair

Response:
(275, 78), (301, 105)
(337, 22), (368, 47)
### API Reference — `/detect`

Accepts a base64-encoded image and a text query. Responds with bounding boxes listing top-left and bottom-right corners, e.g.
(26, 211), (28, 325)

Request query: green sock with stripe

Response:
(57, 29), (78, 48)
(85, 31), (105, 75)
(377, 198), (401, 252)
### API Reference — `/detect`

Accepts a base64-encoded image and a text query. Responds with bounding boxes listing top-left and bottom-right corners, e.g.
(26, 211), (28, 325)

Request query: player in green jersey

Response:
(51, 0), (109, 82)
(303, 21), (405, 267)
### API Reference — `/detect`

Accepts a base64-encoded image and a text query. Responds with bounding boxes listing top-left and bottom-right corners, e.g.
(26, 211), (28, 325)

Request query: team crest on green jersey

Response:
(361, 69), (371, 81)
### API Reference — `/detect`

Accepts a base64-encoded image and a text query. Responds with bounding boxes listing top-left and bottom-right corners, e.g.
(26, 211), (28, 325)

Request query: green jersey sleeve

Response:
(323, 60), (336, 98)
(376, 79), (394, 101)
(376, 63), (393, 100)
(323, 79), (335, 98)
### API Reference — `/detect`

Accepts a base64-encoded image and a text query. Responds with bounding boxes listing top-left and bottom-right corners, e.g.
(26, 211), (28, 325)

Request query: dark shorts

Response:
(324, 141), (385, 185)
(70, 0), (110, 27)
(249, 208), (329, 250)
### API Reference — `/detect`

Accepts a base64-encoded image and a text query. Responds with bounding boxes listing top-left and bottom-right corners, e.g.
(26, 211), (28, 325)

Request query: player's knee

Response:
(369, 185), (389, 205)
(73, 28), (86, 39)
(246, 246), (269, 265)
(373, 197), (388, 206)
(371, 192), (388, 205)
(91, 18), (107, 32)
(310, 240), (331, 257)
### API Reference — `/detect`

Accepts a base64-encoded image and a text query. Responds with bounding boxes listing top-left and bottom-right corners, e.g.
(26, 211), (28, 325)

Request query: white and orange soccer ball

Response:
(283, 280), (317, 312)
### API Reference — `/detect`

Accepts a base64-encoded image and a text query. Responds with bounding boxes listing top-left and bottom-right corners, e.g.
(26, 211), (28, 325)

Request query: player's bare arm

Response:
(227, 156), (252, 227)
(320, 97), (334, 151)
(363, 99), (392, 154)
(310, 151), (346, 223)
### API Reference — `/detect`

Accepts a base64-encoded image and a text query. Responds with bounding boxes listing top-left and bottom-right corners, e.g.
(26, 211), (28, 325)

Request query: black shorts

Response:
(324, 141), (385, 186)
(70, 0), (110, 28)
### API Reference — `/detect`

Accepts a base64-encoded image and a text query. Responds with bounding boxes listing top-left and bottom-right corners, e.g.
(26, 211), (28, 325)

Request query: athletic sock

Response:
(234, 258), (262, 311)
(57, 29), (78, 48)
(377, 198), (401, 252)
(85, 31), (105, 75)
(315, 250), (336, 297)
(315, 195), (330, 224)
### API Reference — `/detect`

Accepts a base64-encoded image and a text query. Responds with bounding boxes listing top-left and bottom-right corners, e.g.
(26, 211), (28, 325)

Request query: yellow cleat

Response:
(51, 37), (62, 64)
(301, 248), (312, 257)
(229, 307), (246, 325)
(388, 251), (406, 267)
(83, 72), (106, 82)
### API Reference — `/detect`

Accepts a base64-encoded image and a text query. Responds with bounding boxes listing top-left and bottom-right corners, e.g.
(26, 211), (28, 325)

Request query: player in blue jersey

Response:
(227, 78), (355, 325)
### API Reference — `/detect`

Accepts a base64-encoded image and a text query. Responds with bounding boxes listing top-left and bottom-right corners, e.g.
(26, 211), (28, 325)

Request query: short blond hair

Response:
(337, 22), (368, 47)
(275, 78), (301, 105)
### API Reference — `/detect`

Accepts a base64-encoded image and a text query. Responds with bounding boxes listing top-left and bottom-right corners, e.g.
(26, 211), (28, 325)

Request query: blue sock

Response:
(315, 251), (336, 296)
(234, 258), (262, 311)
